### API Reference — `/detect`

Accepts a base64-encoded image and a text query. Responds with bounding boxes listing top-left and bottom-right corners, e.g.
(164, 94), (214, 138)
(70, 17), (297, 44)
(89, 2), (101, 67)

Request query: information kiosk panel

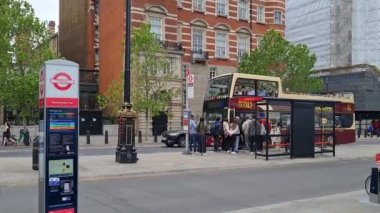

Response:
(39, 60), (79, 213)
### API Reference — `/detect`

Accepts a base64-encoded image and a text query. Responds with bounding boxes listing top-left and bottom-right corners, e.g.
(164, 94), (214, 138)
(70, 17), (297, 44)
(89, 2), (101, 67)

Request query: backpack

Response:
(210, 121), (221, 136)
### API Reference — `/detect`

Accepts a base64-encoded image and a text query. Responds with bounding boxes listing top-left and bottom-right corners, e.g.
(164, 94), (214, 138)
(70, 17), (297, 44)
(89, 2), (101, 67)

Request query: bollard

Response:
(105, 130), (108, 144)
(86, 130), (90, 144)
(138, 131), (142, 143)
(32, 136), (39, 171)
(154, 133), (157, 143)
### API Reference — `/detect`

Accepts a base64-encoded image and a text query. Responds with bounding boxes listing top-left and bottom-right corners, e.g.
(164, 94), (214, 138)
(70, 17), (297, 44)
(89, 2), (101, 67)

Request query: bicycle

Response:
(365, 175), (372, 196)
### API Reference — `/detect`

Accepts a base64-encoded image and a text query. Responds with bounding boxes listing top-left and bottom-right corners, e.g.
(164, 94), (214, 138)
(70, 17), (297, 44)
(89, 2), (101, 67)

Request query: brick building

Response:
(59, 0), (285, 135)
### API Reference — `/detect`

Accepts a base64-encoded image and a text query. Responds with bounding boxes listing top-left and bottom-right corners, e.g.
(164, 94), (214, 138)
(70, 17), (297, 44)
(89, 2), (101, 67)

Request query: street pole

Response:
(183, 67), (191, 155)
(116, 0), (138, 164)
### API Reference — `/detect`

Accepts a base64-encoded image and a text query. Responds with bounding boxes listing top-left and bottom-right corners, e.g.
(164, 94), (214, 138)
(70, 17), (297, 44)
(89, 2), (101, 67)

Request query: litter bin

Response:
(32, 136), (39, 171)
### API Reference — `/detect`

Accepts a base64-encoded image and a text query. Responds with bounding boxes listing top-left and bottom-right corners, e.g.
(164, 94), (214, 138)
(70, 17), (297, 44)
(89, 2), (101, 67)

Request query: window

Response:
(177, 25), (182, 42)
(238, 0), (248, 20)
(274, 11), (282, 24)
(206, 75), (232, 97)
(237, 35), (249, 61)
(215, 32), (228, 58)
(192, 29), (204, 53)
(257, 6), (265, 23)
(149, 16), (163, 40)
(216, 0), (227, 16)
(193, 0), (204, 11)
(210, 67), (217, 79)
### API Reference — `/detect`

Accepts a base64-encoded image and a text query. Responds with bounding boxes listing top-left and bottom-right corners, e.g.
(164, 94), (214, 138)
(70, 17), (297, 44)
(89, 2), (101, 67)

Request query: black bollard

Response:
(105, 130), (108, 144)
(86, 130), (90, 144)
(138, 131), (142, 143)
(154, 133), (157, 143)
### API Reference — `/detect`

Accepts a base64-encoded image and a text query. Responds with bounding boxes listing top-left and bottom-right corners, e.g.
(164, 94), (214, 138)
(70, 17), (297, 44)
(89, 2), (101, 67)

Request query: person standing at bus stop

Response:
(211, 117), (222, 152)
(197, 117), (207, 155)
(229, 118), (241, 154)
(242, 117), (253, 153)
(189, 115), (198, 153)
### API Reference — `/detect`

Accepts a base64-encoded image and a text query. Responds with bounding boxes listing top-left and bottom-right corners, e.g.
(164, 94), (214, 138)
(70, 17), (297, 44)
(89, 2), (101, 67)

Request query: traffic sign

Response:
(187, 74), (194, 84)
(376, 153), (380, 165)
(185, 67), (190, 77)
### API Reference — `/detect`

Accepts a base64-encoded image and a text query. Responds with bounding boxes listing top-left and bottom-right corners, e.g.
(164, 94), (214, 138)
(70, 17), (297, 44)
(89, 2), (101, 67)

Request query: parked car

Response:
(161, 130), (186, 147)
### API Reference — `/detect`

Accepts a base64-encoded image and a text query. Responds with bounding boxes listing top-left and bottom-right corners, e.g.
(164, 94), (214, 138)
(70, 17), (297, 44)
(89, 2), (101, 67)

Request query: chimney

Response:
(48, 21), (56, 34)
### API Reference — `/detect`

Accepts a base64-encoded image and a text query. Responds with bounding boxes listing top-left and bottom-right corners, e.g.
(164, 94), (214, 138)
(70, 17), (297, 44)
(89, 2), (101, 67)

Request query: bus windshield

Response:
(205, 75), (232, 98)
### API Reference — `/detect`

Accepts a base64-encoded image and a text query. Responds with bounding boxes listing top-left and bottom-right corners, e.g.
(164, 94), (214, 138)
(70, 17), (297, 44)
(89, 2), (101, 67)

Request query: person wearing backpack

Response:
(211, 117), (222, 152)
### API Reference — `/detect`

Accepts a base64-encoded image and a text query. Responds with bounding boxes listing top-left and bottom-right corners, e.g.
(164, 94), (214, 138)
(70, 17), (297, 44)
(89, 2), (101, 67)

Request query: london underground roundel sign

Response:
(50, 72), (75, 91)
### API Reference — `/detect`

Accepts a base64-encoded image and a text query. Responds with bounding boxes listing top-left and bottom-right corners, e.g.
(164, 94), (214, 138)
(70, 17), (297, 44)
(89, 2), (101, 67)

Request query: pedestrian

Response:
(256, 117), (266, 153)
(189, 114), (197, 153)
(270, 122), (281, 151)
(228, 118), (240, 154)
(222, 118), (230, 151)
(197, 117), (207, 155)
(242, 116), (252, 153)
(211, 117), (222, 152)
(2, 122), (16, 146)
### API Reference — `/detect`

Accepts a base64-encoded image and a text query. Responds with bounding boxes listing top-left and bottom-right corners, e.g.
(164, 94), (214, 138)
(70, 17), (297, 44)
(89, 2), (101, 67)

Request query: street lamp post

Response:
(115, 0), (138, 164)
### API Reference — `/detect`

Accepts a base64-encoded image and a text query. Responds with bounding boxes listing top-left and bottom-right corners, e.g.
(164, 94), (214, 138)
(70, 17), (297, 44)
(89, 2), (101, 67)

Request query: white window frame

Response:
(193, 0), (204, 12)
(209, 67), (217, 79)
(216, 0), (228, 16)
(192, 28), (205, 53)
(148, 16), (164, 41)
(215, 31), (228, 58)
(257, 6), (265, 23)
(274, 11), (282, 24)
(238, 0), (248, 20)
(237, 35), (250, 61)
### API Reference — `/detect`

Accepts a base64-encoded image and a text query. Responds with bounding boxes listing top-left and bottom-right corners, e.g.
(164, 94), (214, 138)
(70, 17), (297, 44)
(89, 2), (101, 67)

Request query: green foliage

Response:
(131, 22), (179, 118)
(0, 0), (55, 122)
(96, 78), (123, 119)
(239, 29), (322, 93)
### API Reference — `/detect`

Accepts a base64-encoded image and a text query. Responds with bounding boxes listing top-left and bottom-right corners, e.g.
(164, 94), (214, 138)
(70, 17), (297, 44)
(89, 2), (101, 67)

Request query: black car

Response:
(161, 130), (186, 147)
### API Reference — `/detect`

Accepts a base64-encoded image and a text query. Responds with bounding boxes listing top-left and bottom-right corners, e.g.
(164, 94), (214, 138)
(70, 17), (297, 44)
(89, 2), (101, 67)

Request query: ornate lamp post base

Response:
(116, 102), (138, 164)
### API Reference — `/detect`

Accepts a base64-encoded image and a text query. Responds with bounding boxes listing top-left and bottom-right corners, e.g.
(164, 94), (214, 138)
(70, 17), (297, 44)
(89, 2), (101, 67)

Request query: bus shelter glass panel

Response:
(314, 105), (334, 151)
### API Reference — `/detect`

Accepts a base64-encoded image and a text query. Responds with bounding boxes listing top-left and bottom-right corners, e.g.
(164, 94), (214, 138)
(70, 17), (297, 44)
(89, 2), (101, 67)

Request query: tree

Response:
(96, 78), (123, 124)
(0, 0), (55, 124)
(239, 29), (322, 93)
(131, 23), (179, 138)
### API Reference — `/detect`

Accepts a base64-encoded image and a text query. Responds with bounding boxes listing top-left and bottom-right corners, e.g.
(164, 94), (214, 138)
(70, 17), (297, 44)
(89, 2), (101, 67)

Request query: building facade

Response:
(59, 0), (285, 135)
(286, 0), (380, 119)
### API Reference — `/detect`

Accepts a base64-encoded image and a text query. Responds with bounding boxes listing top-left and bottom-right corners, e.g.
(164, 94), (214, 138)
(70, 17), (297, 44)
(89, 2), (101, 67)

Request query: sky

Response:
(26, 0), (59, 30)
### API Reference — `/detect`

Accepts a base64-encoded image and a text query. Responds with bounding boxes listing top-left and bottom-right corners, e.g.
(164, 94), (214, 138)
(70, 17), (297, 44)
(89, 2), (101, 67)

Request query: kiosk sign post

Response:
(39, 60), (79, 213)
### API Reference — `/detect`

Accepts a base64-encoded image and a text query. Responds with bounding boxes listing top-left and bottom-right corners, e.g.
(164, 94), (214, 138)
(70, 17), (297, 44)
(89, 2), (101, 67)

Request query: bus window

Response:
(257, 80), (279, 97)
(233, 78), (255, 96)
(335, 114), (353, 128)
(206, 75), (232, 98)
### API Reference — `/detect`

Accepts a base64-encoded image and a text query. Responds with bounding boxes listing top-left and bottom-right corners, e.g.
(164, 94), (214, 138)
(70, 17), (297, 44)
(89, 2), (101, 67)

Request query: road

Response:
(0, 158), (372, 213)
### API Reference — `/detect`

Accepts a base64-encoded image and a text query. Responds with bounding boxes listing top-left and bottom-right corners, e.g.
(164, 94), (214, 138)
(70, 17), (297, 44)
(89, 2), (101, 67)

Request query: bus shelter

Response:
(253, 97), (337, 160)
